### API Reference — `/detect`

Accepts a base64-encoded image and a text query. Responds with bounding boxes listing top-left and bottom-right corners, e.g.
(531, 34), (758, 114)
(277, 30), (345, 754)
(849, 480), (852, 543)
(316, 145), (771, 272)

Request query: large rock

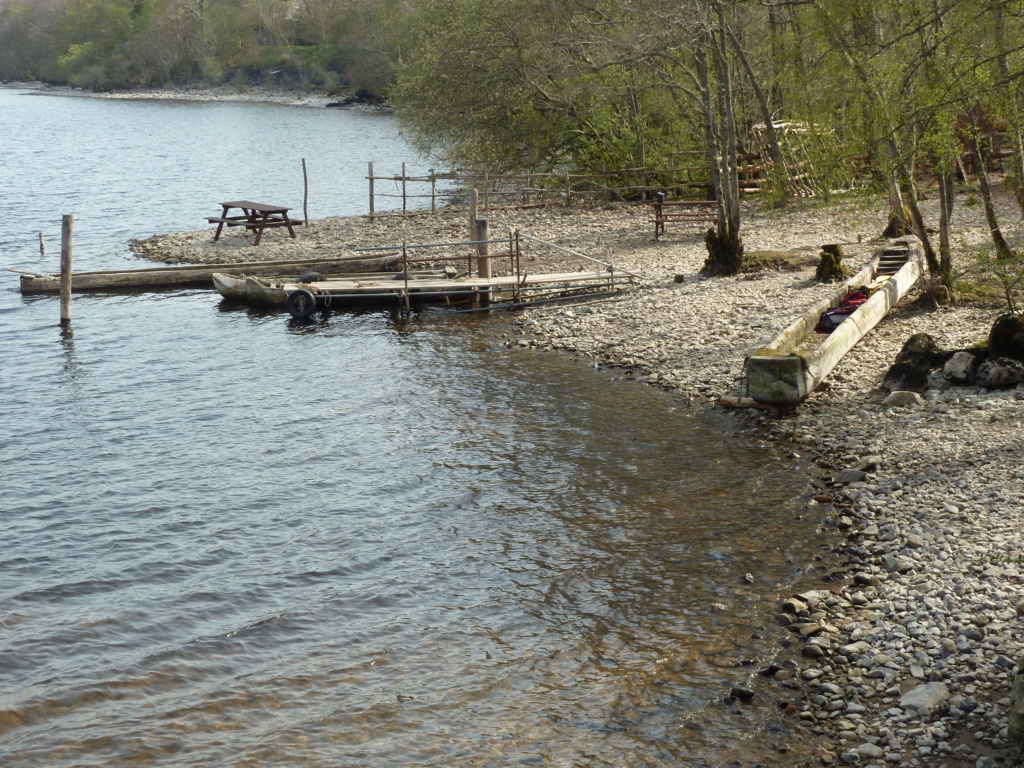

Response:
(975, 357), (1024, 388)
(943, 350), (982, 384)
(882, 362), (929, 392)
(899, 682), (950, 714)
(895, 332), (949, 368)
(989, 313), (1024, 361)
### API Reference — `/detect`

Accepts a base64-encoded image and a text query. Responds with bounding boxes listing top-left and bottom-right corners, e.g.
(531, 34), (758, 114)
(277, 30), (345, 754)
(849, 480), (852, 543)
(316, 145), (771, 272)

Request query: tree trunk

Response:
(970, 128), (1013, 260)
(993, 2), (1024, 218)
(936, 161), (955, 289)
(727, 26), (784, 168)
(701, 1), (743, 275)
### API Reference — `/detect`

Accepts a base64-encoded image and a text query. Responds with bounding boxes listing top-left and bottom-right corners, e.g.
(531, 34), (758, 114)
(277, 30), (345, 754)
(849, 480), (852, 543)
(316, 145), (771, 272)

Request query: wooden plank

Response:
(20, 254), (401, 293)
(298, 270), (620, 295)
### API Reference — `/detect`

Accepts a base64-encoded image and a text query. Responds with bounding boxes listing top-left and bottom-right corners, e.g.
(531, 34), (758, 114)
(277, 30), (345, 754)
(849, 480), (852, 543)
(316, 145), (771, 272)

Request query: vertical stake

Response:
(368, 162), (375, 219)
(60, 214), (73, 325)
(468, 188), (478, 235)
(302, 157), (309, 226)
(430, 168), (436, 213)
(475, 218), (490, 306)
(475, 218), (491, 279)
(402, 161), (407, 217)
(39, 231), (45, 256)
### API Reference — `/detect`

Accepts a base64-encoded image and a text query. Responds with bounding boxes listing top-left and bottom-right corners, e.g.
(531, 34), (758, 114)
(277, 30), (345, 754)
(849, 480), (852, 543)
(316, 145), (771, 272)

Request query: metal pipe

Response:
(353, 239), (510, 252)
(517, 232), (646, 279)
(456, 291), (620, 312)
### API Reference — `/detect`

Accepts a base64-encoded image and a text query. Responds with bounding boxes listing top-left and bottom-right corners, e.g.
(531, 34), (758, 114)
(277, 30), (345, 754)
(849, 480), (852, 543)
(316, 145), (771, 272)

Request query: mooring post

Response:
(39, 231), (44, 256)
(475, 218), (491, 279)
(475, 218), (491, 306)
(302, 158), (309, 226)
(60, 214), (73, 325)
(368, 162), (375, 219)
(468, 188), (478, 235)
(402, 162), (407, 217)
(430, 168), (436, 213)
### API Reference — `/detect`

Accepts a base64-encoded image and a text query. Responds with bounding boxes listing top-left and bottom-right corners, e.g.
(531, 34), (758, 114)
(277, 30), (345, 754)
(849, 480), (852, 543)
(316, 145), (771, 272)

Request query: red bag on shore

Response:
(815, 290), (869, 333)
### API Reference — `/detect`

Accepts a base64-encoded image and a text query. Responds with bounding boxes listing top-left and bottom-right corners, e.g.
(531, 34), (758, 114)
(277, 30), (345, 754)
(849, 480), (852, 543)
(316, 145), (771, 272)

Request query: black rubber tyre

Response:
(286, 288), (319, 319)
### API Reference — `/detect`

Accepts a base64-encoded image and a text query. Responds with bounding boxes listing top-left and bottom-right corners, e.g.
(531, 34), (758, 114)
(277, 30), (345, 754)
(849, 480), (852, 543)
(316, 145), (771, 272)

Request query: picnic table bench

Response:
(207, 200), (301, 245)
(651, 199), (718, 241)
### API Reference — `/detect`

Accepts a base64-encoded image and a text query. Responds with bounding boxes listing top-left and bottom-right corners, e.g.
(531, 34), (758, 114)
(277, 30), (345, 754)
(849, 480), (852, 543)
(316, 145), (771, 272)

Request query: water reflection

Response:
(0, 290), (833, 767)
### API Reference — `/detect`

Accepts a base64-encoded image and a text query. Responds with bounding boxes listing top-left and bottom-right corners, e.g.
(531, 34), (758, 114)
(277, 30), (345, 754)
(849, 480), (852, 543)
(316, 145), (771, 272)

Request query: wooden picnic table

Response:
(207, 200), (300, 245)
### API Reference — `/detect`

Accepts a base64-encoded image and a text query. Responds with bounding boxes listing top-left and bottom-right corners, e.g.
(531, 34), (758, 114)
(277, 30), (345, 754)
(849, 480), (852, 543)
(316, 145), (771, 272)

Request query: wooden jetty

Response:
(284, 269), (629, 318)
(742, 237), (923, 407)
(16, 254), (400, 294)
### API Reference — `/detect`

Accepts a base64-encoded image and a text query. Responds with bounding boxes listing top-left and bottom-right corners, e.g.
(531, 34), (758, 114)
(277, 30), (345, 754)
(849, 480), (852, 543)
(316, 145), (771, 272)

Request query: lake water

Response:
(0, 88), (830, 766)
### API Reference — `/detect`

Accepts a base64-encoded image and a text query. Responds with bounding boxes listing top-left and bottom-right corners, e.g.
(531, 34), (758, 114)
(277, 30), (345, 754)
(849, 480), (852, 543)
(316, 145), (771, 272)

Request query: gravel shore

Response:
(137, 187), (1023, 767)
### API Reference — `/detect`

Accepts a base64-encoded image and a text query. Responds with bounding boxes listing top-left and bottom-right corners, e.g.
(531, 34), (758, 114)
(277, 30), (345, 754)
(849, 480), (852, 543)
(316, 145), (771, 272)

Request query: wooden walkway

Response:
(284, 269), (631, 316)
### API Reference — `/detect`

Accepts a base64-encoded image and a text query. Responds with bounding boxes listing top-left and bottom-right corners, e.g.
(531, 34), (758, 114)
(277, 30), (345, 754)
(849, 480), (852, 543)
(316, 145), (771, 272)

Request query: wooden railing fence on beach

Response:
(365, 159), (714, 218)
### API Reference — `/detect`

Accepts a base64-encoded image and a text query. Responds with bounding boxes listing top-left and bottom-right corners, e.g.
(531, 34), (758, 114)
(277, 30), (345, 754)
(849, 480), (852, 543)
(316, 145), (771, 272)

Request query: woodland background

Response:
(3, 0), (1024, 280)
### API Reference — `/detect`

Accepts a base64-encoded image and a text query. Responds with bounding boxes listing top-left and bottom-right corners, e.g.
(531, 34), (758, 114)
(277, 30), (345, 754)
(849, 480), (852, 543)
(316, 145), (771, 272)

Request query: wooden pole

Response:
(60, 214), (72, 325)
(483, 172), (489, 211)
(468, 188), (478, 234)
(430, 168), (436, 213)
(302, 158), (309, 226)
(402, 161), (407, 217)
(475, 218), (491, 279)
(368, 162), (375, 219)
(39, 231), (44, 256)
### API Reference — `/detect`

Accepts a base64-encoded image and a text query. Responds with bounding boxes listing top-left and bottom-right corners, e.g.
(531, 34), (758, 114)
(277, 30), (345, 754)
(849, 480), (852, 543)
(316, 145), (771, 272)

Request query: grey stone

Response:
(883, 390), (924, 407)
(899, 682), (950, 714)
(835, 469), (869, 484)
(839, 641), (872, 657)
(943, 350), (980, 384)
(782, 597), (809, 615)
(852, 454), (883, 472)
(857, 742), (885, 759)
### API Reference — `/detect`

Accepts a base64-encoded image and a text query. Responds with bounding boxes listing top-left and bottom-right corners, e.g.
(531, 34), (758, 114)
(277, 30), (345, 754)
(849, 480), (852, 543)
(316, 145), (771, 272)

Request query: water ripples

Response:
(0, 90), (831, 766)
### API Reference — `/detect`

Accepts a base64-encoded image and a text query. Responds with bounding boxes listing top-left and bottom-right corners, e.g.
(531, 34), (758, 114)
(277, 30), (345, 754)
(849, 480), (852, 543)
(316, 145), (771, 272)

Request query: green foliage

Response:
(975, 247), (1024, 314)
(0, 0), (396, 94)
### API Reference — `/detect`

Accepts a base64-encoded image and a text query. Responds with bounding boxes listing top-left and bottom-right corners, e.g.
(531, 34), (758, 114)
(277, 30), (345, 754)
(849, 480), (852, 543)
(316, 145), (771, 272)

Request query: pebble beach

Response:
(134, 185), (1024, 767)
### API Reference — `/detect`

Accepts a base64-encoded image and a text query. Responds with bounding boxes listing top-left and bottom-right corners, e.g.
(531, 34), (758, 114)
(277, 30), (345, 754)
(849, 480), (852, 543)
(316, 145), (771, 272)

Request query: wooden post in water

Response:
(60, 215), (73, 325)
(368, 162), (375, 219)
(402, 162), (407, 217)
(302, 158), (309, 225)
(39, 231), (44, 256)
(430, 168), (436, 213)
(475, 218), (491, 279)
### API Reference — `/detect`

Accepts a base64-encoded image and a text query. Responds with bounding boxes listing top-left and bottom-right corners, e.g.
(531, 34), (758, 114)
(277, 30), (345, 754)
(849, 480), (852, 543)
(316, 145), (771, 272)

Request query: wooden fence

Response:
(366, 156), (713, 218)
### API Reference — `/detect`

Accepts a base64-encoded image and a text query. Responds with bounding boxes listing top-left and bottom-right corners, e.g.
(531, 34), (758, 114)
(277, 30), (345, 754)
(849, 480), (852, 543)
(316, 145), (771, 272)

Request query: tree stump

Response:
(815, 243), (847, 282)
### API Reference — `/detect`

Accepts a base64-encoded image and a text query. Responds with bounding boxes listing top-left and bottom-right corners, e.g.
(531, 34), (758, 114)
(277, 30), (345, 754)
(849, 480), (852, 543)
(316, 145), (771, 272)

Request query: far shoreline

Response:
(1, 80), (389, 111)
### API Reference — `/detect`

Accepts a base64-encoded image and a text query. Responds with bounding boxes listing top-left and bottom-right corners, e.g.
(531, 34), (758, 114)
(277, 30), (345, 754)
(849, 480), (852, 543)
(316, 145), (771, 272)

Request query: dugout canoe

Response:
(743, 237), (924, 407)
(18, 254), (402, 294)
